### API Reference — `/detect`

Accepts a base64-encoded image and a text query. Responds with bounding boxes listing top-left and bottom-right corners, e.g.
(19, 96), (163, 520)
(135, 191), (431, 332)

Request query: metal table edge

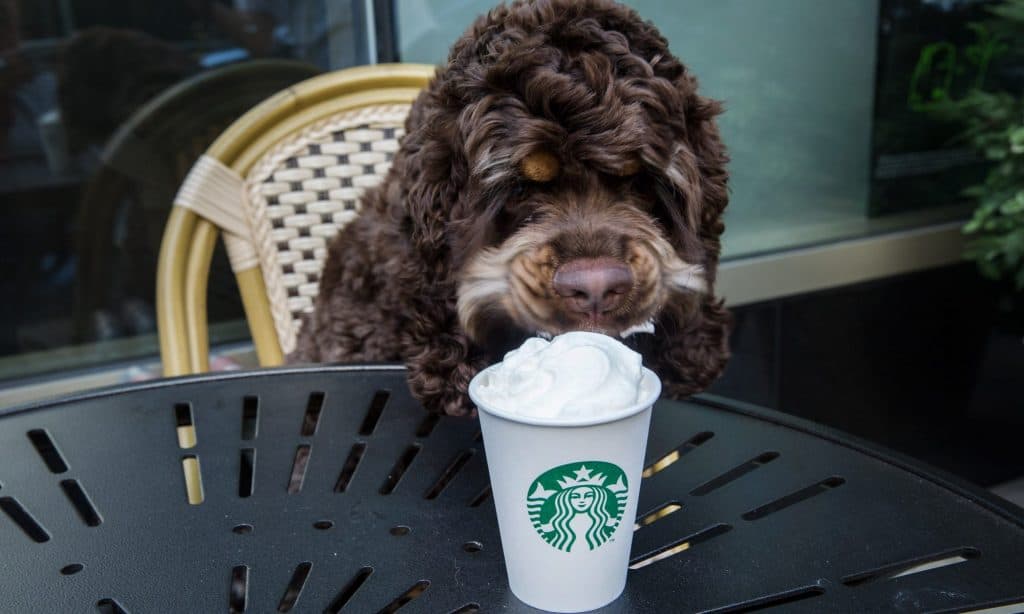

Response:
(2, 365), (1019, 530)
(0, 363), (407, 418)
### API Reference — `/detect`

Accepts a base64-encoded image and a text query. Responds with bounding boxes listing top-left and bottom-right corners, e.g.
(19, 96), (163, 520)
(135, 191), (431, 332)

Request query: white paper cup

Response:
(469, 366), (661, 613)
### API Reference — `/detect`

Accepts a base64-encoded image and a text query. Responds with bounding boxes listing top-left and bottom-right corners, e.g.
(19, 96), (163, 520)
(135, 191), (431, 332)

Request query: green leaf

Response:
(978, 259), (1002, 279)
(1002, 195), (1024, 215)
(990, 2), (1024, 23)
(963, 185), (987, 198)
(986, 145), (1009, 160)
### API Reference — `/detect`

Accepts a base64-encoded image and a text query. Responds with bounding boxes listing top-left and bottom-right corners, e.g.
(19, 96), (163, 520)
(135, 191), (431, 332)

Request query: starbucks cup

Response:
(469, 366), (661, 613)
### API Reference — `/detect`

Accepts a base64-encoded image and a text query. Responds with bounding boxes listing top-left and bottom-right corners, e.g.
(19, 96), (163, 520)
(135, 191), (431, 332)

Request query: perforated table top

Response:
(1, 366), (1022, 613)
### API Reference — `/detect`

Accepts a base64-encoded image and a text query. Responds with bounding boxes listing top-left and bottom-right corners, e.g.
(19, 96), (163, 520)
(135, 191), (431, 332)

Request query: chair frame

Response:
(157, 63), (435, 376)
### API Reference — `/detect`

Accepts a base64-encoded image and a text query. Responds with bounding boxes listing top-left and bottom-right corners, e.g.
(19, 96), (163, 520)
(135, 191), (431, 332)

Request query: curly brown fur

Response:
(292, 0), (731, 415)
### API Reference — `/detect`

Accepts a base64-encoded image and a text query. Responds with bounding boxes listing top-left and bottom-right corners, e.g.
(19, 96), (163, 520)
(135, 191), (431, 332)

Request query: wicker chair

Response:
(156, 63), (435, 376)
(73, 59), (321, 344)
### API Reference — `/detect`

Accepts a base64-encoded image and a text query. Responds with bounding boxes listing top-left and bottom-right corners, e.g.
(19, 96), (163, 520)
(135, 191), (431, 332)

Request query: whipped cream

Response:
(473, 331), (650, 420)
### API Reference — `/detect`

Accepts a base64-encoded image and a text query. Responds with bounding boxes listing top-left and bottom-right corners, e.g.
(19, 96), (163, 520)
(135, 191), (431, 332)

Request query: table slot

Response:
(741, 476), (845, 521)
(957, 598), (1024, 614)
(414, 413), (441, 438)
(27, 429), (69, 473)
(241, 396), (259, 441)
(841, 546), (980, 587)
(378, 578), (430, 613)
(181, 455), (205, 505)
(643, 431), (715, 478)
(698, 584), (826, 614)
(359, 391), (391, 436)
(629, 522), (732, 570)
(390, 420), (487, 500)
(437, 445), (491, 504)
(848, 557), (1023, 613)
(95, 598), (129, 614)
(467, 484), (492, 508)
(238, 449), (256, 498)
(690, 451), (781, 497)
(300, 392), (326, 437)
(276, 561), (312, 612)
(334, 442), (368, 493)
(379, 443), (422, 495)
(287, 445), (312, 494)
(634, 500), (683, 529)
(174, 404), (197, 450)
(325, 566), (373, 613)
(229, 564), (248, 613)
(0, 496), (50, 542)
(423, 449), (477, 500)
(59, 479), (102, 526)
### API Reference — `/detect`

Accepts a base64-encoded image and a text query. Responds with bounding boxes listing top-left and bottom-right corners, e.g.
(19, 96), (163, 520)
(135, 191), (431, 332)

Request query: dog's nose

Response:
(552, 258), (633, 316)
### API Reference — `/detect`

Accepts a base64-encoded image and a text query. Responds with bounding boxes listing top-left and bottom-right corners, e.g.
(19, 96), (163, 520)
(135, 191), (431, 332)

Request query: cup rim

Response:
(468, 365), (662, 427)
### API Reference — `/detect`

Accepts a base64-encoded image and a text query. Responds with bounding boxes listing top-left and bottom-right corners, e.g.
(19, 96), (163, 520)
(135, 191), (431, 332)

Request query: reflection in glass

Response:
(0, 1), (363, 380)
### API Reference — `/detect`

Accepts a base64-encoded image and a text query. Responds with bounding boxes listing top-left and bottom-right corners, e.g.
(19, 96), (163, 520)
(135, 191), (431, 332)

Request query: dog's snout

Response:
(552, 258), (633, 315)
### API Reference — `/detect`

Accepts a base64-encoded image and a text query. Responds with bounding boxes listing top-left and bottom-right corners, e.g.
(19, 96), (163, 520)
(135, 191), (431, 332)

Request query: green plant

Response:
(937, 0), (1024, 289)
(957, 90), (1024, 288)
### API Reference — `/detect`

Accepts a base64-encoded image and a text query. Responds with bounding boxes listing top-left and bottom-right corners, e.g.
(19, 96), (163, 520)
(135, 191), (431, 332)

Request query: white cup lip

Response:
(468, 365), (662, 428)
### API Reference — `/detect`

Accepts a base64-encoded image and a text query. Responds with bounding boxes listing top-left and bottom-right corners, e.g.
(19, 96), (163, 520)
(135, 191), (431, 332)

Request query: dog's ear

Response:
(397, 85), (469, 263)
(650, 296), (732, 399)
(651, 69), (732, 396)
(658, 84), (729, 270)
(388, 81), (483, 416)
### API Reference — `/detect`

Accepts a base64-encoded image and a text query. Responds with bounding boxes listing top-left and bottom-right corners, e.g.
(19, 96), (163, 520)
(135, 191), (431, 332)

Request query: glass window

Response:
(396, 0), (986, 258)
(2, 0), (1018, 387)
(0, 0), (370, 382)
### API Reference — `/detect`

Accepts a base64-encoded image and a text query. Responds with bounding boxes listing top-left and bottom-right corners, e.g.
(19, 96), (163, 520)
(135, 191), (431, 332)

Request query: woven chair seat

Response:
(241, 104), (409, 352)
(158, 64), (433, 376)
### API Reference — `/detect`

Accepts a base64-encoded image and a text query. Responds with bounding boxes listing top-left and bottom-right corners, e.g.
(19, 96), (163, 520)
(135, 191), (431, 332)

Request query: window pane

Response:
(0, 0), (368, 381)
(395, 0), (978, 259)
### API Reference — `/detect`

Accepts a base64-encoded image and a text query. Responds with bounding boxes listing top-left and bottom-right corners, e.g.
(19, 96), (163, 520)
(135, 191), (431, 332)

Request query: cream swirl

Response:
(473, 331), (648, 420)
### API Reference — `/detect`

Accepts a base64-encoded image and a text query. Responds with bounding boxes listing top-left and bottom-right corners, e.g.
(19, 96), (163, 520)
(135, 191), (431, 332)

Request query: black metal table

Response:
(1, 366), (1022, 613)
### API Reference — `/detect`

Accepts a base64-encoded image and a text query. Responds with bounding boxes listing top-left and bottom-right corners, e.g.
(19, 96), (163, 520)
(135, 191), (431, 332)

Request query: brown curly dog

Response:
(292, 0), (731, 416)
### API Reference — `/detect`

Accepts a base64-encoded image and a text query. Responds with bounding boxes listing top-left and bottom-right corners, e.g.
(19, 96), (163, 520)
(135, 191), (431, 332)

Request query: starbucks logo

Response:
(526, 461), (628, 552)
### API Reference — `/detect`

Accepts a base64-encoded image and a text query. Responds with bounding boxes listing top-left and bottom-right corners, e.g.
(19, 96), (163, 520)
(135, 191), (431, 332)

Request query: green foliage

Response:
(942, 0), (1024, 290)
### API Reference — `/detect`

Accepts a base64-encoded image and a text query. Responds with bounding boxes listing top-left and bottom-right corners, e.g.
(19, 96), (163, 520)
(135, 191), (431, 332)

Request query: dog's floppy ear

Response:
(650, 68), (733, 396)
(388, 79), (484, 416)
(649, 296), (732, 399)
(658, 81), (729, 260)
(396, 82), (469, 263)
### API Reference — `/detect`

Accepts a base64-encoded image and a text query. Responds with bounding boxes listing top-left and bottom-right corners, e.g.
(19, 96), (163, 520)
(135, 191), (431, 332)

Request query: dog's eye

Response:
(508, 182), (527, 199)
(614, 159), (642, 177)
(520, 150), (560, 182)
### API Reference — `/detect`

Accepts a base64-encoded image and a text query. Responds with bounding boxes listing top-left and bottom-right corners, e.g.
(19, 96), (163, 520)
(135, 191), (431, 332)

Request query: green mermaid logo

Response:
(526, 461), (628, 552)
